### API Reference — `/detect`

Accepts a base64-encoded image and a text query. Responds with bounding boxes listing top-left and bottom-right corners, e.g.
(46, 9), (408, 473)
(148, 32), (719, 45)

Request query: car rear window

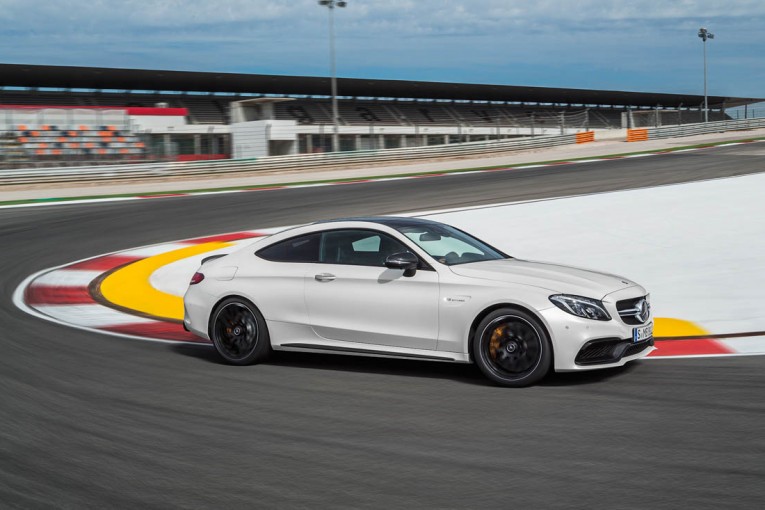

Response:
(256, 233), (320, 263)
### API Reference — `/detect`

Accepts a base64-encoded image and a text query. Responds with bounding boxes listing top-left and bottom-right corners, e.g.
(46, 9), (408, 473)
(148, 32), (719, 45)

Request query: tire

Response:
(473, 308), (552, 387)
(209, 297), (271, 365)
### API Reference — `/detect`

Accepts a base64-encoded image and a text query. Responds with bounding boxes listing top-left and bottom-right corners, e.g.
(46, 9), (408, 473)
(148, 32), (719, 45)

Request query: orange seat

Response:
(31, 131), (40, 137)
(17, 124), (27, 131)
(79, 125), (89, 131)
(52, 149), (62, 155)
(35, 149), (45, 155)
(69, 130), (78, 137)
(98, 149), (106, 154)
(119, 148), (129, 154)
(39, 143), (48, 149)
(41, 125), (50, 131)
(117, 137), (125, 143)
(19, 137), (28, 143)
(58, 137), (67, 143)
(136, 142), (145, 148)
(85, 142), (95, 148)
(69, 143), (80, 149)
(107, 125), (117, 131)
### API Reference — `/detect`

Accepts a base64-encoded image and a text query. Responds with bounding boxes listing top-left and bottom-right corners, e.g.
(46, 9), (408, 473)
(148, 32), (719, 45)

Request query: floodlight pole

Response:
(698, 27), (714, 123)
(319, 0), (346, 153)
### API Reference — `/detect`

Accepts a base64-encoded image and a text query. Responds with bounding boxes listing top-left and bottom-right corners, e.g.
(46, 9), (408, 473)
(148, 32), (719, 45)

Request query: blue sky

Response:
(1, 0), (763, 98)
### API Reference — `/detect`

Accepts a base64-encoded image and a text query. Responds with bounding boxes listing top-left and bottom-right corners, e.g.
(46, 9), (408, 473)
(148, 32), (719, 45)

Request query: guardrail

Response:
(628, 117), (765, 142)
(0, 132), (588, 186)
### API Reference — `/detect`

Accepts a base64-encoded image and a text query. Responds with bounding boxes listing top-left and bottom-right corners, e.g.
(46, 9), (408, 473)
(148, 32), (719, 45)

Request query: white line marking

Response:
(120, 243), (194, 257)
(645, 352), (765, 359)
(34, 304), (156, 327)
(289, 183), (336, 189)
(183, 190), (247, 196)
(31, 270), (102, 287)
(0, 196), (143, 209)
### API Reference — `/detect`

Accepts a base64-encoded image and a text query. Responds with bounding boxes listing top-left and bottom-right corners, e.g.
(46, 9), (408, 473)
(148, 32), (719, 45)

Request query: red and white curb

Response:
(13, 230), (280, 343)
(14, 226), (765, 358)
(1, 140), (761, 210)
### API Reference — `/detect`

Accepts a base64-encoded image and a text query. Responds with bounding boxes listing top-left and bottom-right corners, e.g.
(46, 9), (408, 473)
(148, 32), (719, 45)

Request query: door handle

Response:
(314, 273), (336, 282)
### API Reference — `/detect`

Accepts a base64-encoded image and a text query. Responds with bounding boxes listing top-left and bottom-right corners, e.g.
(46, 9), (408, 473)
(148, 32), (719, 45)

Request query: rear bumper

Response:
(183, 286), (212, 340)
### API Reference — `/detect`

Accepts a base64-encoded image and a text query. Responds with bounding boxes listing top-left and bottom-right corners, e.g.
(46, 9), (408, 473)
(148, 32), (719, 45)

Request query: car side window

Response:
(319, 229), (410, 267)
(256, 233), (320, 263)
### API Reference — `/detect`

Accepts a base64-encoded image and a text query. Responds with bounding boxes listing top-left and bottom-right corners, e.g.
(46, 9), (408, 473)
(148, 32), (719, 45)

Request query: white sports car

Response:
(184, 217), (654, 386)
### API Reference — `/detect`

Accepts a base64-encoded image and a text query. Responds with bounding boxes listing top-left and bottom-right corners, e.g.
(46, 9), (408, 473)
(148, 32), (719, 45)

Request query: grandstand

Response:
(0, 63), (760, 166)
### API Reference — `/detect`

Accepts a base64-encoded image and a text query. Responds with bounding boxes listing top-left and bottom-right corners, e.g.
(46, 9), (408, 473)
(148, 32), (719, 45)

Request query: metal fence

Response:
(0, 133), (581, 186)
(646, 117), (765, 139)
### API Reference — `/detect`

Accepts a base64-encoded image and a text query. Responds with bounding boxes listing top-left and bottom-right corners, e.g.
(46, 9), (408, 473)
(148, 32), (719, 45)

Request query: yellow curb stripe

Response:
(653, 317), (709, 338)
(100, 242), (233, 321)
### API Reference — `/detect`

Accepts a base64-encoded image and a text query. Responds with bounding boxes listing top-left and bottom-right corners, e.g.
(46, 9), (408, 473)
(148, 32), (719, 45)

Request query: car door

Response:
(305, 229), (439, 350)
(250, 232), (320, 330)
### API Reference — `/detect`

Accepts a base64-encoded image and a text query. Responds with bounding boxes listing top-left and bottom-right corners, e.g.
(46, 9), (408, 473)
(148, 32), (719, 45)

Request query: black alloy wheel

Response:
(473, 308), (552, 387)
(210, 298), (270, 365)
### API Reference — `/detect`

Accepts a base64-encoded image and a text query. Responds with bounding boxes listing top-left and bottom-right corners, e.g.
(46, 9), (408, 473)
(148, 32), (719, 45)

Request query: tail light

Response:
(190, 272), (205, 285)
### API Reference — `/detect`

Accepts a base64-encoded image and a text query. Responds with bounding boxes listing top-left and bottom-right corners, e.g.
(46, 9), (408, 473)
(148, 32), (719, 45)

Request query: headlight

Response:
(549, 294), (611, 321)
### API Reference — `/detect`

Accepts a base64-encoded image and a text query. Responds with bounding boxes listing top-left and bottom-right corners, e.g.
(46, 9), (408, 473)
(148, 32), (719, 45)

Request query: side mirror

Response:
(384, 251), (419, 277)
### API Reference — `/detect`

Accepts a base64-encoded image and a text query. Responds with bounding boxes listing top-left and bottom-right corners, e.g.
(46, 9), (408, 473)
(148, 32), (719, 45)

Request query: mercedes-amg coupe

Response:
(184, 217), (654, 386)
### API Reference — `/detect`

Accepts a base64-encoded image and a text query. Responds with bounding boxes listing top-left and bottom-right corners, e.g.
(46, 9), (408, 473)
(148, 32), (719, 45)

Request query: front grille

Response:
(575, 337), (654, 366)
(616, 296), (649, 325)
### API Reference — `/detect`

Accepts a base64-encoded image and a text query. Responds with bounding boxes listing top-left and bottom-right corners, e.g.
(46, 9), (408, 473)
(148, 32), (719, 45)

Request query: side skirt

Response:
(277, 343), (467, 363)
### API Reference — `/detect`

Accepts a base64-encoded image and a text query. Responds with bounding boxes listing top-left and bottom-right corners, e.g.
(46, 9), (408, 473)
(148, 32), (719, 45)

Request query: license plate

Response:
(633, 322), (653, 343)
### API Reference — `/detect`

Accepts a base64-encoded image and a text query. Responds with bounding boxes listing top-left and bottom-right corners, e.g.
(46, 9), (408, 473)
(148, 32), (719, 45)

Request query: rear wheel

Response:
(210, 298), (270, 365)
(473, 308), (551, 387)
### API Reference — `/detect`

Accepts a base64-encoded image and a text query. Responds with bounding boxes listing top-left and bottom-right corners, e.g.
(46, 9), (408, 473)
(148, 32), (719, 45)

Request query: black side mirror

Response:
(384, 251), (419, 277)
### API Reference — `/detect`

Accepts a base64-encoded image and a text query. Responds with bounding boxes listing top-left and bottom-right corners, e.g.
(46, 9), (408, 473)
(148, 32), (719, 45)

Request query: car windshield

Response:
(395, 223), (509, 266)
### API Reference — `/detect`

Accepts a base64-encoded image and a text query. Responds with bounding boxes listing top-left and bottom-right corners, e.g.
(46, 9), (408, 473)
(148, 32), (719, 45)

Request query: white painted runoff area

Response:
(426, 173), (765, 336)
(151, 172), (765, 337)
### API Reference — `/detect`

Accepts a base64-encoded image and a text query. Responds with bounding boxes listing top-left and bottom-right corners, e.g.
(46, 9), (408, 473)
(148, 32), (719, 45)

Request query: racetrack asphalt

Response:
(1, 144), (764, 509)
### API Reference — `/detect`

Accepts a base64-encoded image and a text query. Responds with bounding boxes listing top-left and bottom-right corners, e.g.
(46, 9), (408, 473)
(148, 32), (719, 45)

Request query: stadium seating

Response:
(176, 97), (228, 124)
(10, 124), (145, 160)
(273, 101), (334, 125)
(270, 99), (622, 129)
(0, 89), (727, 131)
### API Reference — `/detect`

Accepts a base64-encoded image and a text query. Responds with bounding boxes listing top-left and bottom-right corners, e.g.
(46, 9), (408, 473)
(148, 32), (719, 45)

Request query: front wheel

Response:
(209, 297), (270, 365)
(473, 308), (552, 387)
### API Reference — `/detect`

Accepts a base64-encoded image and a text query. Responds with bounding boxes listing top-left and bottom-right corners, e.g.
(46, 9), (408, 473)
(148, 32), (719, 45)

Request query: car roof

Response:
(314, 216), (446, 229)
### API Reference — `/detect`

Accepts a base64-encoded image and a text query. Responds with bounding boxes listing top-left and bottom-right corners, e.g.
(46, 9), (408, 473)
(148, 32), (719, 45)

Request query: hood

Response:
(449, 259), (637, 299)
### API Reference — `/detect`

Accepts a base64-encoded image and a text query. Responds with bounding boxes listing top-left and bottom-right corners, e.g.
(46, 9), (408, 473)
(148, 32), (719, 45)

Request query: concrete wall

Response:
(231, 120), (298, 158)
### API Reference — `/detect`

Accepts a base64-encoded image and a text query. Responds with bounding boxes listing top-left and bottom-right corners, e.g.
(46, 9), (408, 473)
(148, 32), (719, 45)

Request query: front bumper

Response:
(575, 337), (654, 365)
(539, 305), (654, 372)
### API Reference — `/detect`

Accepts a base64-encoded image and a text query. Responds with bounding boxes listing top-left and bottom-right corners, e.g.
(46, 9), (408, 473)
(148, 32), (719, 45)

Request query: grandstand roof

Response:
(0, 63), (759, 108)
